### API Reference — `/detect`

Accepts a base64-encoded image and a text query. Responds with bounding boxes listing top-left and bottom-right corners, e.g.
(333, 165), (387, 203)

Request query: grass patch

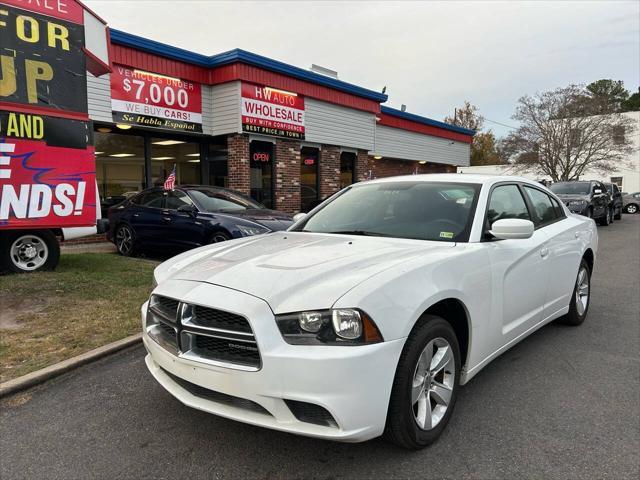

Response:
(0, 253), (157, 382)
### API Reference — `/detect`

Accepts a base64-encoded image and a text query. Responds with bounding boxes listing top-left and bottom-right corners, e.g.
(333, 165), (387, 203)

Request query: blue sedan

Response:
(107, 186), (293, 256)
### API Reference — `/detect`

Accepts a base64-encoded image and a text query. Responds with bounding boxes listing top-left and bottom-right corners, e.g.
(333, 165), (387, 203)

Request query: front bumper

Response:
(141, 281), (405, 442)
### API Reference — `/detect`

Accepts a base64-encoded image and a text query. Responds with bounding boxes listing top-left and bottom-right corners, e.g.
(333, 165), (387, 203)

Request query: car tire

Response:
(557, 258), (591, 326)
(625, 203), (638, 214)
(115, 224), (136, 256)
(384, 315), (461, 450)
(585, 208), (593, 218)
(209, 231), (230, 243)
(597, 208), (611, 226)
(0, 230), (60, 273)
(614, 207), (622, 220)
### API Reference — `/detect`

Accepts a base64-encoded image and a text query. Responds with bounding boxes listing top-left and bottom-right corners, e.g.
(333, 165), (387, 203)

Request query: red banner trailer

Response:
(0, 0), (110, 273)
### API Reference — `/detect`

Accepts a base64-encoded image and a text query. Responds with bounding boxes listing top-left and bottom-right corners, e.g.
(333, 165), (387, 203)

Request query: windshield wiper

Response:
(325, 230), (387, 237)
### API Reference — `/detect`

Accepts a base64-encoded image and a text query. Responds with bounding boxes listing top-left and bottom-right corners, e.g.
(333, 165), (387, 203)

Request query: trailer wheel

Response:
(0, 230), (60, 274)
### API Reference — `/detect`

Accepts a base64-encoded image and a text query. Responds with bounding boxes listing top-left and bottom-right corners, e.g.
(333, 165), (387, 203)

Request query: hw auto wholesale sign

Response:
(0, 0), (97, 229)
(111, 65), (203, 133)
(241, 82), (305, 140)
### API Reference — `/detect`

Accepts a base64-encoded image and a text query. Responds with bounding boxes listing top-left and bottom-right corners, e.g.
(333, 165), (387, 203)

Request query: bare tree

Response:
(503, 85), (636, 182)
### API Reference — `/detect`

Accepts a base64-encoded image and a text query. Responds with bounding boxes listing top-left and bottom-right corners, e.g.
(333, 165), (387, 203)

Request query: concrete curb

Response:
(0, 333), (142, 398)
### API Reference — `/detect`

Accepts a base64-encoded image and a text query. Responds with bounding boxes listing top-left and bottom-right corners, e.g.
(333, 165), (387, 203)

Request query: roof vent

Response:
(401, 104), (407, 112)
(310, 64), (338, 79)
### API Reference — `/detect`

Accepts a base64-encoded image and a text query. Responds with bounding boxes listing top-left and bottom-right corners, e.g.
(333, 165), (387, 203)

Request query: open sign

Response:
(252, 152), (270, 162)
(304, 158), (315, 166)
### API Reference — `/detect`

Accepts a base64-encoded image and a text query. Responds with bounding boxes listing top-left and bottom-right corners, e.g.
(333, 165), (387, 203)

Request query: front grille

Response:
(284, 399), (338, 428)
(192, 306), (252, 333)
(161, 368), (269, 416)
(153, 296), (179, 319)
(146, 296), (261, 370)
(193, 334), (260, 367)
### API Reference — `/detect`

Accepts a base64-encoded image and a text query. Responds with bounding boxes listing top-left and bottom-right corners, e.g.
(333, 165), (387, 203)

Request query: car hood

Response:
(154, 231), (455, 313)
(201, 209), (293, 231)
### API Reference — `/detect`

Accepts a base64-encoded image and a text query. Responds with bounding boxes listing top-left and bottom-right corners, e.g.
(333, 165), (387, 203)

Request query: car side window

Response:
(136, 191), (165, 209)
(486, 185), (531, 229)
(524, 186), (558, 226)
(165, 191), (194, 210)
(549, 195), (565, 219)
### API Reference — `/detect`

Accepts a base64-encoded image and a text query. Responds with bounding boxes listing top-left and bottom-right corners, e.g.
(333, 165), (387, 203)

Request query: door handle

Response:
(162, 216), (171, 222)
(540, 247), (549, 258)
(133, 213), (140, 218)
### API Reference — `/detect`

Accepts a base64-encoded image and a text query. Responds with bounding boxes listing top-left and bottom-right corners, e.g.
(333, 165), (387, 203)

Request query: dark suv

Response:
(549, 180), (614, 226)
(604, 183), (623, 220)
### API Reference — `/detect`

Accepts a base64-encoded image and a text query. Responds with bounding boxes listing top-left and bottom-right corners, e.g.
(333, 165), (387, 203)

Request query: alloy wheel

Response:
(116, 226), (133, 255)
(10, 235), (48, 271)
(627, 204), (638, 214)
(575, 266), (590, 316)
(411, 337), (455, 430)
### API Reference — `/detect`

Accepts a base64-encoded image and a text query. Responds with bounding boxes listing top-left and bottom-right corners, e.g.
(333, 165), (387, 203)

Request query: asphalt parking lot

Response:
(1, 215), (638, 480)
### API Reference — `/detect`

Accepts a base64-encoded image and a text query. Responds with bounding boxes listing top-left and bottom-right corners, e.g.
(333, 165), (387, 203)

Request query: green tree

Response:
(445, 102), (505, 166)
(444, 101), (483, 131)
(621, 87), (640, 112)
(471, 131), (505, 166)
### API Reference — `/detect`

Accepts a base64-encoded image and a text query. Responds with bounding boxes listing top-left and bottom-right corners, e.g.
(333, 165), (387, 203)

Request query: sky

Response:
(85, 0), (640, 137)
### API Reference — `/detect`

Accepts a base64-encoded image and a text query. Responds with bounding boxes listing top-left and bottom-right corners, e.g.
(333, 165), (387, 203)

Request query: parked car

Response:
(107, 185), (293, 256)
(604, 183), (623, 220)
(143, 174), (597, 449)
(549, 180), (613, 225)
(622, 192), (640, 214)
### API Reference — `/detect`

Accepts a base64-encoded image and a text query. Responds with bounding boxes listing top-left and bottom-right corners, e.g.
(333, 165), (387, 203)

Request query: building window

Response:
(340, 151), (356, 188)
(301, 146), (319, 212)
(150, 138), (200, 186)
(610, 176), (623, 188)
(95, 131), (145, 211)
(250, 140), (274, 208)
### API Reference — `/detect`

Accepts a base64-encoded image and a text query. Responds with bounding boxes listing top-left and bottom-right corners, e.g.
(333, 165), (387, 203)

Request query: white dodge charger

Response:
(143, 174), (598, 449)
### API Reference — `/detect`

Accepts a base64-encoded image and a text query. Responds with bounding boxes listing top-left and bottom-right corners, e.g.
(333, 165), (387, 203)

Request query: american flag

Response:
(163, 165), (176, 191)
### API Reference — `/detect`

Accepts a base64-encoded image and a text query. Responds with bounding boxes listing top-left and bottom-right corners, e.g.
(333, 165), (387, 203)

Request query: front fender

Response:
(332, 244), (492, 370)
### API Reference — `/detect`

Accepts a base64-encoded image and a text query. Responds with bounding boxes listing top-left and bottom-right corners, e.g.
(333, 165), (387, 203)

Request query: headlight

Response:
(568, 200), (586, 207)
(235, 224), (269, 237)
(275, 309), (383, 345)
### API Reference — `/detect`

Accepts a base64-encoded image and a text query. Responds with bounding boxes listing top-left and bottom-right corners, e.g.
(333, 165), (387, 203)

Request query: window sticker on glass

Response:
(439, 231), (454, 239)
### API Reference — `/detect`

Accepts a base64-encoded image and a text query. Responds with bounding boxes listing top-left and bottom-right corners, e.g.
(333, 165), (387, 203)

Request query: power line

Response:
(483, 118), (519, 130)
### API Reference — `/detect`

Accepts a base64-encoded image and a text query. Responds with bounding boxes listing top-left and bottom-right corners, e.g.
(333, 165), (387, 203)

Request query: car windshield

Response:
(550, 182), (591, 195)
(187, 188), (264, 212)
(294, 181), (481, 242)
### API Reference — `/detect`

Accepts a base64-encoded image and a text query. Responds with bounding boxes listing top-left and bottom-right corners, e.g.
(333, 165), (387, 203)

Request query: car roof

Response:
(360, 173), (544, 187)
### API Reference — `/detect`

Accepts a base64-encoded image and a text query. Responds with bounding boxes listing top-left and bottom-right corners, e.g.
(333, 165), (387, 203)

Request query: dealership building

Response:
(89, 29), (474, 214)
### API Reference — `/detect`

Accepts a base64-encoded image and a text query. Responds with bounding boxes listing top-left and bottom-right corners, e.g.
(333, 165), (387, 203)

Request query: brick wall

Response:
(356, 149), (371, 181)
(370, 157), (454, 178)
(274, 138), (301, 214)
(320, 145), (340, 199)
(227, 134), (250, 195)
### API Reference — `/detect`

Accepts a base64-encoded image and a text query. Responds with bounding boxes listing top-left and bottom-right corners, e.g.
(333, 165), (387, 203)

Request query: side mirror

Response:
(292, 212), (307, 223)
(593, 188), (603, 194)
(489, 219), (534, 240)
(177, 204), (198, 216)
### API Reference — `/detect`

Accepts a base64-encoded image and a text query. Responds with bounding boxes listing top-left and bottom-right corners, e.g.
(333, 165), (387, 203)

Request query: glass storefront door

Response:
(250, 140), (274, 208)
(301, 147), (319, 212)
(340, 151), (356, 188)
(150, 138), (200, 186)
